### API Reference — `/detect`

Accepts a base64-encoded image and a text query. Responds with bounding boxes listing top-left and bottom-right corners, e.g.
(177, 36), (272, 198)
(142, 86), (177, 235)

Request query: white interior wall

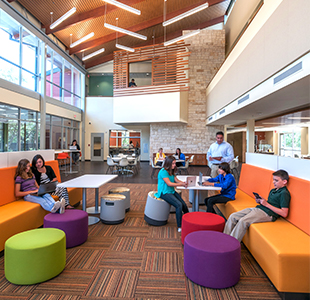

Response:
(85, 97), (150, 161)
(206, 0), (310, 116)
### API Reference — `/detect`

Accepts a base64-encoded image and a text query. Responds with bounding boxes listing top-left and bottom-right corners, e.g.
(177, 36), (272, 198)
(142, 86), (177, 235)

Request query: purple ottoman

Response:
(184, 230), (240, 289)
(44, 210), (88, 248)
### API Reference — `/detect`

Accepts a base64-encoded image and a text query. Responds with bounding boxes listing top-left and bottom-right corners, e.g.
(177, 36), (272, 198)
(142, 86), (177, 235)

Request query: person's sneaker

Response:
(51, 201), (61, 213)
(178, 228), (182, 233)
(59, 198), (66, 214)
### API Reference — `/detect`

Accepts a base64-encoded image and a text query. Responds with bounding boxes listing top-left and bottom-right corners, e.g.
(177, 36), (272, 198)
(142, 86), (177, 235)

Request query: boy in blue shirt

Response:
(203, 162), (236, 213)
(223, 169), (290, 242)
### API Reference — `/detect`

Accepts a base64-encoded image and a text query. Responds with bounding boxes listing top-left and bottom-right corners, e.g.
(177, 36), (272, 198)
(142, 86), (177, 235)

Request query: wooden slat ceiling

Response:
(13, 0), (229, 69)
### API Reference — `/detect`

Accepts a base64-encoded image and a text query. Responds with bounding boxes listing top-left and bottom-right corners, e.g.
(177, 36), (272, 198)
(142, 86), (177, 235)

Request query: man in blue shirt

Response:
(207, 131), (234, 177)
(128, 78), (137, 87)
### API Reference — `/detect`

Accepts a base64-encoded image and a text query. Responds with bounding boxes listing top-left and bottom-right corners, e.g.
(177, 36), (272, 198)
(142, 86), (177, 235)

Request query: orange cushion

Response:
(0, 167), (17, 206)
(238, 164), (273, 199)
(285, 176), (310, 235)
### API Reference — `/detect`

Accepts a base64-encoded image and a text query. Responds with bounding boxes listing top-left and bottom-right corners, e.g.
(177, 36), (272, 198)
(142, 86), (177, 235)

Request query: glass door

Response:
(91, 133), (104, 161)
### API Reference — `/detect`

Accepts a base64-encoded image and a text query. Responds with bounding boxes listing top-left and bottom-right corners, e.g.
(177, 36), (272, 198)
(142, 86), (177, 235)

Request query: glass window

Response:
(73, 67), (80, 96)
(7, 119), (19, 152)
(22, 28), (38, 74)
(52, 84), (61, 101)
(73, 95), (81, 108)
(52, 52), (63, 87)
(20, 120), (37, 151)
(0, 10), (20, 65)
(21, 69), (36, 91)
(63, 90), (72, 105)
(46, 47), (52, 82)
(0, 104), (18, 119)
(0, 58), (19, 85)
(64, 62), (72, 92)
(20, 108), (36, 121)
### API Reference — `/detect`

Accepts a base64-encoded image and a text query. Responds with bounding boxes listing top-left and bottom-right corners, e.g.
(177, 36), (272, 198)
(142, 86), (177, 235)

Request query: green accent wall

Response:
(89, 75), (113, 96)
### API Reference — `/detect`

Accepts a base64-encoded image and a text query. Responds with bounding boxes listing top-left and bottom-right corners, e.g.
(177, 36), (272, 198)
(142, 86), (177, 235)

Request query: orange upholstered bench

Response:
(0, 160), (82, 252)
(215, 164), (310, 295)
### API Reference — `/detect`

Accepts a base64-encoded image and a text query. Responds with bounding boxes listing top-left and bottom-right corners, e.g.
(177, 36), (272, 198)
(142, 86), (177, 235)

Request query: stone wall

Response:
(150, 29), (225, 157)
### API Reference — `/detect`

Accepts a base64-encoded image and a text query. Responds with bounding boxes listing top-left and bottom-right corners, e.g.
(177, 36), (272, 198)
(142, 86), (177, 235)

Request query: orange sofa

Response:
(0, 160), (82, 252)
(216, 164), (310, 294)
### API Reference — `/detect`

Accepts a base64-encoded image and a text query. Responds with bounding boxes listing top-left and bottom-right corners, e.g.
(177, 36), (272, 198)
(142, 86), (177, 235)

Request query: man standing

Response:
(207, 131), (234, 177)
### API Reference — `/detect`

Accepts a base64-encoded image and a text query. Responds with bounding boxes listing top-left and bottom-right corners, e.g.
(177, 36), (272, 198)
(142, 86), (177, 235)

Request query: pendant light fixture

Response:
(50, 7), (76, 29)
(103, 0), (141, 15)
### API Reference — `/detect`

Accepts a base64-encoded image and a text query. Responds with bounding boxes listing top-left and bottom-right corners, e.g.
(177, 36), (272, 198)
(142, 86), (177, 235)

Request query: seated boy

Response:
(223, 169), (291, 242)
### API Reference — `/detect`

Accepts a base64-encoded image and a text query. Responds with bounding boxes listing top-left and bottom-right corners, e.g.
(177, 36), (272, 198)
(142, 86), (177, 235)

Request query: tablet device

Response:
(37, 181), (57, 196)
(186, 176), (196, 187)
(253, 192), (261, 199)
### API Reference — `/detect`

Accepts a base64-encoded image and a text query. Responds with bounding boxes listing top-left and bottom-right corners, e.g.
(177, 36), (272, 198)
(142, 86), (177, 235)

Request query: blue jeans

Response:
(24, 193), (56, 212)
(160, 191), (189, 227)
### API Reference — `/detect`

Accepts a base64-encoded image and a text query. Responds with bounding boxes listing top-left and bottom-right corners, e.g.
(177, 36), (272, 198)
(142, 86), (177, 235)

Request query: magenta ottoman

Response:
(44, 210), (88, 248)
(184, 230), (241, 289)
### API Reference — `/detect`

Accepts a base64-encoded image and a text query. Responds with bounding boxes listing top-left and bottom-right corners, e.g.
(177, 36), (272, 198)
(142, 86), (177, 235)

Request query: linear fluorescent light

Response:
(50, 7), (76, 29)
(70, 32), (94, 48)
(288, 117), (310, 120)
(116, 43), (135, 52)
(164, 29), (200, 46)
(103, 0), (141, 15)
(104, 23), (147, 40)
(163, 2), (209, 26)
(82, 48), (105, 61)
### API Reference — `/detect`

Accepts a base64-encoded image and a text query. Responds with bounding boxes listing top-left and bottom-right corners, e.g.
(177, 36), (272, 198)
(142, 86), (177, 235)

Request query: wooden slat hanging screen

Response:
(113, 42), (190, 97)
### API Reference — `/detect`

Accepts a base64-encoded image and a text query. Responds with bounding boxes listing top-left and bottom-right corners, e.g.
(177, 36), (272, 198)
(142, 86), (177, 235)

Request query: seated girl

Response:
(203, 162), (236, 213)
(15, 159), (65, 213)
(154, 148), (166, 166)
(155, 156), (189, 232)
(31, 154), (74, 209)
(175, 148), (186, 167)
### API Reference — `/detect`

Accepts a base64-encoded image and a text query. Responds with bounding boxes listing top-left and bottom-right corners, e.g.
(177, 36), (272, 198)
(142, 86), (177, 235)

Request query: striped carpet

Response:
(0, 183), (281, 300)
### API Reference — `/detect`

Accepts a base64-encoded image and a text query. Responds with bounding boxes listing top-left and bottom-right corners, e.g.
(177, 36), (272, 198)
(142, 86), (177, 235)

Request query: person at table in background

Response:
(128, 78), (137, 87)
(154, 147), (166, 166)
(129, 141), (134, 148)
(31, 154), (74, 209)
(203, 162), (236, 213)
(175, 148), (186, 167)
(224, 169), (290, 242)
(15, 159), (65, 214)
(155, 156), (189, 232)
(207, 131), (234, 178)
(71, 139), (80, 164)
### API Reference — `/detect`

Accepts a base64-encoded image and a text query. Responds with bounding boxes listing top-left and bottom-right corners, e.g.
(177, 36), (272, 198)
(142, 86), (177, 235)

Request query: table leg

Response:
(83, 188), (100, 225)
(189, 190), (195, 212)
(86, 188), (101, 214)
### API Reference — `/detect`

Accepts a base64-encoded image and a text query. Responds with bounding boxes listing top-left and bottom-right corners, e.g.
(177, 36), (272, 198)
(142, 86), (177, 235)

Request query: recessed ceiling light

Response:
(288, 117), (310, 120)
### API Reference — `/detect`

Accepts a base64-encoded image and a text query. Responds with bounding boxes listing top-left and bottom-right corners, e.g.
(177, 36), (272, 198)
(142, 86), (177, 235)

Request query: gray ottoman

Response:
(109, 187), (130, 212)
(100, 194), (126, 224)
(144, 191), (171, 226)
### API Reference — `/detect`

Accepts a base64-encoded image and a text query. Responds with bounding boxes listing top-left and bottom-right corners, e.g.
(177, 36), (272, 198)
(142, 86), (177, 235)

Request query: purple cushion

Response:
(44, 210), (88, 248)
(184, 230), (240, 289)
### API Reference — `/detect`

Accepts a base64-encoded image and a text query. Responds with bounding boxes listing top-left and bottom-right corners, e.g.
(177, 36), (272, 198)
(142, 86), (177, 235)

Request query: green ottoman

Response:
(5, 228), (66, 285)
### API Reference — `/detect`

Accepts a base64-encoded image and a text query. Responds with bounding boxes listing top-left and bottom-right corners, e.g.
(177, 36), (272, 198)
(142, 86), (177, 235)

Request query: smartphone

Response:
(253, 192), (261, 199)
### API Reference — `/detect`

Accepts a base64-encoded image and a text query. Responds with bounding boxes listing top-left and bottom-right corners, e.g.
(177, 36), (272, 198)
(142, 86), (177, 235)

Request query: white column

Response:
(246, 119), (255, 153)
(223, 125), (227, 141)
(273, 130), (279, 155)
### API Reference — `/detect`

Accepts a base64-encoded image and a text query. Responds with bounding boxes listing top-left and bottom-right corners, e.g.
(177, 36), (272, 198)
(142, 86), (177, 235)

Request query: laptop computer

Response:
(69, 145), (77, 150)
(198, 172), (203, 185)
(186, 176), (196, 187)
(35, 181), (57, 196)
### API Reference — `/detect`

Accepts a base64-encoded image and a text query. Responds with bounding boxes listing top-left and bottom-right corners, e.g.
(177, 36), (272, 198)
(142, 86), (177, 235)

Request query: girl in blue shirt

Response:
(203, 162), (236, 213)
(155, 156), (189, 232)
(175, 148), (186, 167)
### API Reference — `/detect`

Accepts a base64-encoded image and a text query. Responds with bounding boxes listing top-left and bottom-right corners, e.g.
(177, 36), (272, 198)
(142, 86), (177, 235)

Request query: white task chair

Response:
(151, 159), (162, 179)
(119, 157), (132, 175)
(178, 160), (190, 175)
(106, 157), (118, 174)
